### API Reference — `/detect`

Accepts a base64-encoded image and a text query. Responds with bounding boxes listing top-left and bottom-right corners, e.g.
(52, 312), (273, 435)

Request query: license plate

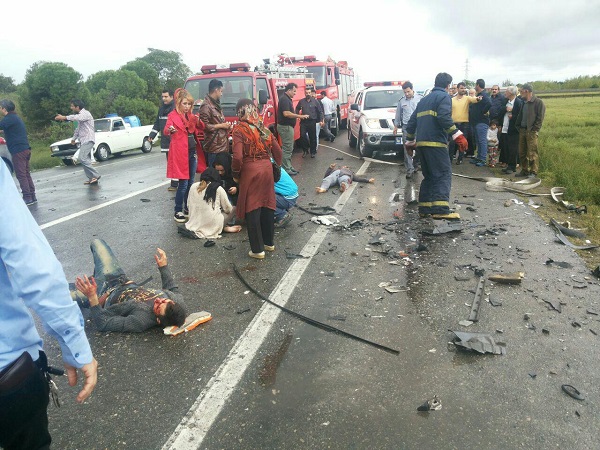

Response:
(395, 137), (403, 145)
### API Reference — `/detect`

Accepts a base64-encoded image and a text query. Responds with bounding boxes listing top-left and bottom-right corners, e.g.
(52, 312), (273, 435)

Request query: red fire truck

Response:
(184, 62), (315, 141)
(273, 55), (356, 136)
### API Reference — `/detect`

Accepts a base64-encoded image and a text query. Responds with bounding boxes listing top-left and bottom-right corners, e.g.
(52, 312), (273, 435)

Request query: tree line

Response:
(0, 49), (192, 139)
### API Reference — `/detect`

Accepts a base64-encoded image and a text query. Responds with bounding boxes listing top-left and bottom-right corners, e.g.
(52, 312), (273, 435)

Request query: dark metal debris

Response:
(284, 250), (309, 259)
(451, 331), (506, 355)
(543, 299), (562, 313)
(562, 384), (585, 401)
(468, 277), (485, 322)
(140, 198), (151, 202)
(545, 258), (573, 269)
(488, 296), (502, 307)
(236, 308), (251, 314)
(422, 220), (464, 235)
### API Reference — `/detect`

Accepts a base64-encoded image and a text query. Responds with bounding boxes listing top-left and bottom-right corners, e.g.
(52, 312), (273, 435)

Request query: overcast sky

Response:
(1, 0), (599, 92)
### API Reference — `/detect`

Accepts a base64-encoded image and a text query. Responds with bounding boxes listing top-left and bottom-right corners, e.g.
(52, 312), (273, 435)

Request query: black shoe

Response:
(310, 153), (316, 158)
(456, 159), (463, 165)
(514, 171), (529, 177)
(502, 167), (514, 174)
(330, 137), (335, 143)
(302, 149), (308, 158)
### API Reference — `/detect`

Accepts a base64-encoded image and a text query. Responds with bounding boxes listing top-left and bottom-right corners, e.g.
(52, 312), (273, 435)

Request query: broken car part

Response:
(488, 272), (524, 285)
(417, 395), (442, 411)
(561, 384), (585, 401)
(232, 264), (400, 355)
(468, 277), (485, 322)
(450, 331), (506, 355)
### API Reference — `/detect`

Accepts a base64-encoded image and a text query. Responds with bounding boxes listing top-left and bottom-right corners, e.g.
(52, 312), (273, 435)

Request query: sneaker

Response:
(275, 212), (293, 228)
(248, 250), (265, 259)
(264, 245), (275, 252)
(405, 171), (414, 179)
(475, 161), (486, 167)
(167, 186), (177, 192)
(183, 208), (189, 218)
(502, 167), (514, 174)
(456, 158), (463, 165)
(174, 212), (187, 223)
(514, 171), (529, 177)
(25, 198), (37, 206)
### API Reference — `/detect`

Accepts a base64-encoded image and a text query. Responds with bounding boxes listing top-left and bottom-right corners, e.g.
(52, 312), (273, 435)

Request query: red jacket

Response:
(164, 111), (207, 179)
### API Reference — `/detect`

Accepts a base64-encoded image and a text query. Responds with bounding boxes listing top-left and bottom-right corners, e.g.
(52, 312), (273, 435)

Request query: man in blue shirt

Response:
(0, 99), (37, 205)
(0, 160), (98, 449)
(393, 82), (422, 178)
(274, 168), (298, 227)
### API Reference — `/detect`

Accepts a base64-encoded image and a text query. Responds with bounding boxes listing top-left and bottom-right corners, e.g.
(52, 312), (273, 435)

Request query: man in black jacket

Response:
(499, 86), (523, 174)
(147, 90), (177, 190)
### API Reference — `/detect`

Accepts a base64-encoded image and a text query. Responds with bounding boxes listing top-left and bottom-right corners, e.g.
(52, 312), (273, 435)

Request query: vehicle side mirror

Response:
(350, 104), (359, 111)
(335, 79), (340, 85)
(258, 89), (268, 105)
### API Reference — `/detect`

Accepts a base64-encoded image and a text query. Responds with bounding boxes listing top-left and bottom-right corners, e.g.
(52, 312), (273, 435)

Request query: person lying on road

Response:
(316, 163), (375, 193)
(70, 239), (187, 333)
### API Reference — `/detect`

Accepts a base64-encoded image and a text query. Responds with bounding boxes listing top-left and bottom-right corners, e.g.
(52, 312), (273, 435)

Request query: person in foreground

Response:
(71, 239), (187, 333)
(316, 163), (375, 193)
(179, 167), (241, 239)
(404, 72), (468, 220)
(232, 98), (283, 259)
(0, 160), (97, 450)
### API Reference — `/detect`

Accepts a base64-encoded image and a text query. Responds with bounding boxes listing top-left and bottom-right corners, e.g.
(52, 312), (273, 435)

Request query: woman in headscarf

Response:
(164, 89), (207, 223)
(232, 98), (283, 259)
(213, 151), (238, 206)
(180, 167), (241, 239)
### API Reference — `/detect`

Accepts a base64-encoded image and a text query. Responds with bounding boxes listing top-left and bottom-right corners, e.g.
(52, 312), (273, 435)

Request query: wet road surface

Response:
(23, 141), (600, 449)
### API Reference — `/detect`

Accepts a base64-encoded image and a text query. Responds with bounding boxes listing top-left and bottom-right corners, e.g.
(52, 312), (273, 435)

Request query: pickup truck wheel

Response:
(357, 130), (373, 158)
(62, 158), (75, 166)
(348, 126), (357, 148)
(331, 113), (340, 137)
(95, 144), (110, 161)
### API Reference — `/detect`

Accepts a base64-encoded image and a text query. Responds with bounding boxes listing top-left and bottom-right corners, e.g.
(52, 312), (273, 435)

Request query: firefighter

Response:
(404, 73), (468, 220)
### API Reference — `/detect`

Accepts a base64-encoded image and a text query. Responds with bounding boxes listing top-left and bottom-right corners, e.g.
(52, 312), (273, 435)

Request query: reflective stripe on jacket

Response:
(405, 87), (456, 148)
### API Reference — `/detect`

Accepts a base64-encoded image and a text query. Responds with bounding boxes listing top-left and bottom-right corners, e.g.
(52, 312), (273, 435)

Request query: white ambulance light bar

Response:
(363, 81), (405, 87)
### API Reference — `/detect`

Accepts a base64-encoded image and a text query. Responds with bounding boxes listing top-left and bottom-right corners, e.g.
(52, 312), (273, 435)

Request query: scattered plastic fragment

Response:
(590, 329), (598, 336)
(236, 308), (251, 314)
(561, 384), (584, 401)
(529, 372), (537, 379)
(526, 322), (536, 330)
(311, 215), (340, 226)
(550, 219), (587, 239)
(488, 272), (524, 284)
(543, 299), (562, 313)
(488, 296), (502, 307)
(223, 244), (236, 250)
(551, 222), (599, 250)
(587, 309), (599, 316)
(542, 328), (550, 335)
(328, 314), (346, 321)
(422, 220), (463, 235)
(459, 320), (474, 327)
(572, 321), (582, 328)
(450, 331), (506, 355)
(417, 395), (442, 411)
(284, 250), (309, 259)
(528, 199), (541, 209)
(545, 259), (573, 269)
(455, 275), (471, 281)
(140, 198), (151, 202)
(385, 286), (407, 294)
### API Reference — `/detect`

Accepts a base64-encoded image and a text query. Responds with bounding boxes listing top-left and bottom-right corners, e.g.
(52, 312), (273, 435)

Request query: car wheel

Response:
(141, 138), (152, 153)
(357, 130), (373, 158)
(62, 158), (75, 166)
(95, 144), (110, 161)
(348, 126), (357, 148)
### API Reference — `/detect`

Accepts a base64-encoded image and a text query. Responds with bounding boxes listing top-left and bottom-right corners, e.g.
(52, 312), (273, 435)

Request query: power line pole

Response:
(464, 58), (469, 81)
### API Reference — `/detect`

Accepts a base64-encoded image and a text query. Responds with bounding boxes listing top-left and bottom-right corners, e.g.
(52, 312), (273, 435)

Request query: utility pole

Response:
(464, 58), (469, 82)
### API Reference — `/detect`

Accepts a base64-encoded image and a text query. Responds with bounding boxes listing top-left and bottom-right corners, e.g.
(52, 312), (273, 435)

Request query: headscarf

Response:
(235, 98), (272, 158)
(199, 167), (221, 207)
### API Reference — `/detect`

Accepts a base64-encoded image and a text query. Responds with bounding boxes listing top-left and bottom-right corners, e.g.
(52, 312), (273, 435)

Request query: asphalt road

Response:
(24, 139), (600, 450)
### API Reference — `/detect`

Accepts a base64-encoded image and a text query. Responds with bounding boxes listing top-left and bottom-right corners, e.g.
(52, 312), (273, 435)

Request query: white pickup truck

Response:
(50, 115), (154, 165)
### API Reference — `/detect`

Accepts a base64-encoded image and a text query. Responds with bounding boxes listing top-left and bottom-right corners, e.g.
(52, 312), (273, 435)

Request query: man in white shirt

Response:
(319, 91), (336, 143)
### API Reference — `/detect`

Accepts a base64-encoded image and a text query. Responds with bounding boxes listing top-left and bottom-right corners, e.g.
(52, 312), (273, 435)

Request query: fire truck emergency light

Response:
(229, 63), (251, 72)
(201, 65), (218, 74)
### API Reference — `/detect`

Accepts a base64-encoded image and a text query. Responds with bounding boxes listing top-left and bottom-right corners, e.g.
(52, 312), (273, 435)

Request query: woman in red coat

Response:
(232, 98), (283, 259)
(164, 90), (206, 222)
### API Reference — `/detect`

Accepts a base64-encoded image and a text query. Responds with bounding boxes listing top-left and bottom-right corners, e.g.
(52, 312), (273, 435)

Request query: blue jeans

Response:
(320, 169), (351, 190)
(70, 239), (127, 306)
(275, 194), (297, 221)
(175, 150), (198, 213)
(475, 123), (489, 162)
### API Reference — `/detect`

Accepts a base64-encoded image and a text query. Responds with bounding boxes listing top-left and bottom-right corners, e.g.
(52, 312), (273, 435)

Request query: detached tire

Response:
(141, 138), (152, 153)
(95, 144), (110, 161)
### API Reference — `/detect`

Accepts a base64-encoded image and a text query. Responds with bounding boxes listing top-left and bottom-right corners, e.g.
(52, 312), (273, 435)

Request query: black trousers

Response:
(0, 354), (51, 450)
(245, 207), (274, 253)
(300, 119), (318, 155)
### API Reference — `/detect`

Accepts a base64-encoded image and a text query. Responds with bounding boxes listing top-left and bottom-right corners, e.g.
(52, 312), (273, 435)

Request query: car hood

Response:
(362, 107), (397, 120)
(51, 137), (79, 147)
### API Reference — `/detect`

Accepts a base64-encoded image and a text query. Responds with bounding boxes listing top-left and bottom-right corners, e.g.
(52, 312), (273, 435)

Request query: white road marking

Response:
(39, 181), (170, 230)
(162, 160), (371, 450)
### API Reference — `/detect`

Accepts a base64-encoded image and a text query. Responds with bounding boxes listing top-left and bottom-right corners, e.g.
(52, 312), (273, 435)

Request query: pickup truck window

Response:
(95, 119), (111, 132)
(112, 121), (125, 131)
